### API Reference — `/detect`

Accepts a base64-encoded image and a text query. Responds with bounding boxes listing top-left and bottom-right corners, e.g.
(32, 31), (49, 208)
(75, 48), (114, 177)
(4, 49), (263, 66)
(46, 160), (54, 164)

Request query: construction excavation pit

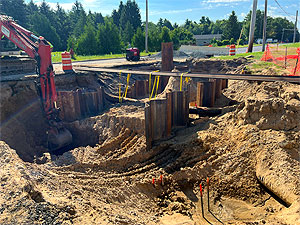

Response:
(0, 57), (300, 225)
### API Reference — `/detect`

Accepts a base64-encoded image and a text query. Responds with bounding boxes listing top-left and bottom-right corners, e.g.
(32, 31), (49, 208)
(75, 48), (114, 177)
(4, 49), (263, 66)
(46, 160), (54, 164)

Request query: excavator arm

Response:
(0, 15), (72, 151)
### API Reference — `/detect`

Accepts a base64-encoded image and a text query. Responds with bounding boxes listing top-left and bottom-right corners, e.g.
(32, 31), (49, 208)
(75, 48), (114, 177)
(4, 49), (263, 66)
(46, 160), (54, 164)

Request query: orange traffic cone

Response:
(261, 44), (274, 62)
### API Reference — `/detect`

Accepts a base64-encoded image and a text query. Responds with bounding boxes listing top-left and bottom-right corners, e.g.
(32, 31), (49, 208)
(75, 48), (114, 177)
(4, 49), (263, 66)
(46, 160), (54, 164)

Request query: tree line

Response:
(0, 0), (298, 55)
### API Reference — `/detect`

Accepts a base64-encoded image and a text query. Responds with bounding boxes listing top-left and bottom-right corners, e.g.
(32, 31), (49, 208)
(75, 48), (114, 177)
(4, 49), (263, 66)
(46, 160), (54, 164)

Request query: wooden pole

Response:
(247, 0), (258, 53)
(145, 0), (149, 52)
(293, 10), (298, 43)
(285, 47), (287, 69)
(262, 0), (268, 52)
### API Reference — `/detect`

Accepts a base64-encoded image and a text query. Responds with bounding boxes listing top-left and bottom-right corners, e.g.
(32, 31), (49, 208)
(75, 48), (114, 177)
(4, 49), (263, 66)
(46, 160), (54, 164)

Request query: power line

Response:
(273, 0), (296, 20)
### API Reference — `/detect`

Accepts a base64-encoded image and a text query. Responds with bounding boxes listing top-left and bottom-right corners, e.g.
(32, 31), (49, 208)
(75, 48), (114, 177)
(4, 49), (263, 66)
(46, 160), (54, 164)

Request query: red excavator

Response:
(0, 15), (72, 151)
(126, 47), (140, 61)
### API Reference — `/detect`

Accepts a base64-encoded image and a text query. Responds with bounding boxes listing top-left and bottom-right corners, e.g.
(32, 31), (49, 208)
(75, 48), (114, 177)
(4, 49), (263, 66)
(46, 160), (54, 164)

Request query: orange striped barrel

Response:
(229, 44), (236, 56)
(61, 51), (73, 72)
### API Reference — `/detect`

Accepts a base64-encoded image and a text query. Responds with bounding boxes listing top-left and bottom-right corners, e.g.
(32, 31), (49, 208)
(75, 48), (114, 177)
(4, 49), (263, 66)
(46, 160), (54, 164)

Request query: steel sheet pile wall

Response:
(128, 80), (149, 98)
(57, 87), (104, 122)
(196, 78), (226, 107)
(145, 90), (189, 149)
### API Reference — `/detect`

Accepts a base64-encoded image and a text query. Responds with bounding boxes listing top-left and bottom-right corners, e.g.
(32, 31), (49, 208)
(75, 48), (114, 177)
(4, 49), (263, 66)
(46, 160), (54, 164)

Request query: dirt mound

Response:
(0, 141), (77, 224)
(190, 57), (248, 74)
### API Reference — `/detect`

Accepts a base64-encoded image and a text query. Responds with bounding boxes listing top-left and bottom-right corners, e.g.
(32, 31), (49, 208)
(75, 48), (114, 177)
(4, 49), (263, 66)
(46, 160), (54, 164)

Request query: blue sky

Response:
(26, 0), (299, 26)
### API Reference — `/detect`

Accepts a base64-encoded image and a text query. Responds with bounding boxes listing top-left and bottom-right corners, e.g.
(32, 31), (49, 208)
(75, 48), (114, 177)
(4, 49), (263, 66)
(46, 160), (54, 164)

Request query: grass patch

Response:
(279, 42), (300, 48)
(214, 51), (264, 60)
(51, 52), (156, 63)
(215, 44), (261, 48)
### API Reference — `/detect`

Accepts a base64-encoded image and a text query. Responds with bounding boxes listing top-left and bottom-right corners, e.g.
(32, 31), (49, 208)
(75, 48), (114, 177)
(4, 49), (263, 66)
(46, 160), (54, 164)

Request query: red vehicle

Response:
(126, 47), (140, 61)
(0, 15), (72, 151)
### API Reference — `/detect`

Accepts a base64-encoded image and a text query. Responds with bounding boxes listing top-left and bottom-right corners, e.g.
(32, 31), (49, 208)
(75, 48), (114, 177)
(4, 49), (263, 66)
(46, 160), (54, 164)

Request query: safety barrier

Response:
(229, 44), (236, 56)
(261, 44), (300, 76)
(61, 51), (73, 72)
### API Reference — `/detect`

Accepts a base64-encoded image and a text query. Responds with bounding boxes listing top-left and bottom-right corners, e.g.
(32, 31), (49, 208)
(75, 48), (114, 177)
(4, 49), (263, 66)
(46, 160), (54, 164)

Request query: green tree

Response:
(111, 1), (124, 27)
(119, 0), (141, 32)
(39, 0), (55, 23)
(132, 27), (145, 51)
(0, 0), (27, 27)
(123, 21), (134, 44)
(222, 11), (240, 41)
(243, 10), (264, 41)
(161, 27), (171, 43)
(163, 19), (173, 30)
(26, 0), (39, 16)
(211, 19), (226, 34)
(76, 22), (98, 55)
(268, 17), (295, 42)
(29, 12), (61, 50)
(97, 18), (121, 54)
(69, 1), (87, 38)
(147, 22), (161, 51)
(54, 3), (71, 50)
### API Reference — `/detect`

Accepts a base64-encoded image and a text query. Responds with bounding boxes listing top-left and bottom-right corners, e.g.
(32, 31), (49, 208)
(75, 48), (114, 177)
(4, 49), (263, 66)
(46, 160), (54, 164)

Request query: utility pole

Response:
(293, 10), (298, 43)
(262, 0), (268, 52)
(145, 0), (149, 53)
(247, 0), (258, 53)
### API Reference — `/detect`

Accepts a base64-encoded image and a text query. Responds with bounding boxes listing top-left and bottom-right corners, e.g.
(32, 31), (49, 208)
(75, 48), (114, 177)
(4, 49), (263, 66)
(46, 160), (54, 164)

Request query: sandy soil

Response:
(0, 57), (299, 224)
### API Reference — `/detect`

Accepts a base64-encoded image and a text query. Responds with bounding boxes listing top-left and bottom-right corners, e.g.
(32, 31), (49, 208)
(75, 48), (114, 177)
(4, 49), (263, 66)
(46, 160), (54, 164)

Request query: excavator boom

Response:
(0, 15), (72, 151)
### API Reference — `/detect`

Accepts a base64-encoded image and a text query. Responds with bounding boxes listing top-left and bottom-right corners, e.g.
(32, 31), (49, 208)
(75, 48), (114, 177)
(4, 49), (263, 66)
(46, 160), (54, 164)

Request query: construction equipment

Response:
(126, 47), (140, 61)
(0, 15), (72, 151)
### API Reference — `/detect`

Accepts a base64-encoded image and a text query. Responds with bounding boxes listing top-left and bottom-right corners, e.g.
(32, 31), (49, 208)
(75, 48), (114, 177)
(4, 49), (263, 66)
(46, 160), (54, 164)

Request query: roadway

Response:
(236, 45), (262, 54)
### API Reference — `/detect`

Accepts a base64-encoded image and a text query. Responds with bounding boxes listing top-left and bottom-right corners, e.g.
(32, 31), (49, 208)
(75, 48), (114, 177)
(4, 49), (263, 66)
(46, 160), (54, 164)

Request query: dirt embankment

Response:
(0, 57), (299, 224)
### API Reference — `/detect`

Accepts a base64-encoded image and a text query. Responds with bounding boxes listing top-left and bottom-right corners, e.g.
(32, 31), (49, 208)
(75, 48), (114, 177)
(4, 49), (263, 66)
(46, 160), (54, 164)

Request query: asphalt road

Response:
(72, 58), (128, 65)
(236, 45), (263, 54)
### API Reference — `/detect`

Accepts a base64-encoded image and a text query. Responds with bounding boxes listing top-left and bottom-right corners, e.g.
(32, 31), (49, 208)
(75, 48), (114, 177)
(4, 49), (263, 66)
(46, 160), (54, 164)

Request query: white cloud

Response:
(150, 8), (202, 16)
(48, 2), (73, 11)
(33, 1), (73, 11)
